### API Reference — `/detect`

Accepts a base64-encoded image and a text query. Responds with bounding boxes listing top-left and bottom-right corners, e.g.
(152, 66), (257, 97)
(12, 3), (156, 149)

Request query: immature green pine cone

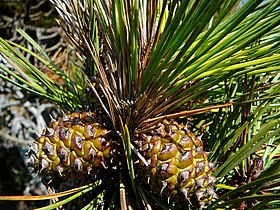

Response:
(134, 120), (217, 208)
(27, 112), (118, 177)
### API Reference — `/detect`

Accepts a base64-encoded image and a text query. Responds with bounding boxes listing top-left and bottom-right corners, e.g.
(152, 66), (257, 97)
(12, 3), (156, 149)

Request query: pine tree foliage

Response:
(0, 0), (280, 209)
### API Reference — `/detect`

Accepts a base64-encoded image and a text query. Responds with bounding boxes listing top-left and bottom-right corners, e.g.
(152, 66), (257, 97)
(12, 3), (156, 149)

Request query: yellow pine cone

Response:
(134, 120), (217, 208)
(27, 112), (118, 177)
